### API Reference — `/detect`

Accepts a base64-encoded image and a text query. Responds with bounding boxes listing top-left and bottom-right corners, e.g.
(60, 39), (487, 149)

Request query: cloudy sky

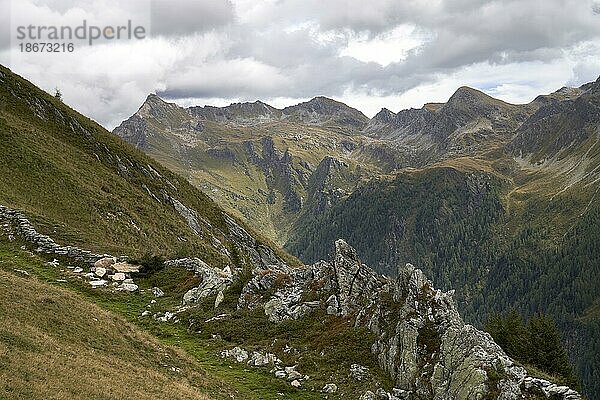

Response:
(1, 0), (600, 129)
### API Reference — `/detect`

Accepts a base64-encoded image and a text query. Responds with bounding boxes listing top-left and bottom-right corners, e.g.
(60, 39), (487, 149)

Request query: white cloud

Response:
(339, 24), (430, 66)
(1, 0), (599, 129)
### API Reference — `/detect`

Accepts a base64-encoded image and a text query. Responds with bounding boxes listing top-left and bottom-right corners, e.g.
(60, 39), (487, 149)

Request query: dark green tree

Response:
(528, 314), (579, 389)
(486, 311), (580, 390)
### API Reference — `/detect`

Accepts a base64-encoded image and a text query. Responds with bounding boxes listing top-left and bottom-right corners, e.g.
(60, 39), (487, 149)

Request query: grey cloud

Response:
(0, 0), (10, 51)
(150, 0), (234, 37)
(155, 0), (600, 103)
(7, 0), (600, 129)
(226, 26), (344, 69)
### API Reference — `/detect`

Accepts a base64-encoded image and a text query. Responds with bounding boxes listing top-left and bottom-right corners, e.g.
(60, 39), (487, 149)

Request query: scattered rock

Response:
(214, 290), (224, 308)
(121, 283), (138, 292)
(111, 272), (126, 281)
(152, 287), (164, 297)
(94, 267), (107, 278)
(290, 380), (301, 388)
(205, 313), (229, 323)
(221, 346), (249, 363)
(359, 391), (376, 400)
(322, 383), (338, 393)
(112, 262), (139, 273)
(287, 370), (303, 381)
(247, 351), (280, 367)
(275, 370), (287, 379)
(155, 311), (175, 322)
(13, 268), (29, 276)
(89, 280), (107, 288)
(73, 267), (83, 273)
(350, 364), (370, 381)
(94, 257), (116, 270)
(165, 258), (234, 305)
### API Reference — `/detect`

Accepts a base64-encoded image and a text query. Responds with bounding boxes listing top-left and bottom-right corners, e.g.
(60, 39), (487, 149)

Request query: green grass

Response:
(0, 240), (227, 400)
(0, 232), (397, 399)
(0, 238), (322, 399)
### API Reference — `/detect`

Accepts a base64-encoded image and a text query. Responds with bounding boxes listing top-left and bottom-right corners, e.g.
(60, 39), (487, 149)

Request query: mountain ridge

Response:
(113, 75), (600, 398)
(0, 64), (585, 399)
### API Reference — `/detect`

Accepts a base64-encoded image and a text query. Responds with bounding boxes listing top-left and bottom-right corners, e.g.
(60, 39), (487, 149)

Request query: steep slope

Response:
(286, 166), (505, 285)
(0, 65), (295, 270)
(114, 95), (379, 244)
(366, 87), (532, 162)
(509, 77), (600, 163)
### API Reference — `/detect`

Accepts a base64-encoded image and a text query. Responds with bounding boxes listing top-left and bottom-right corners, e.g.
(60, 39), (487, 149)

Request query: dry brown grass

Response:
(0, 269), (217, 400)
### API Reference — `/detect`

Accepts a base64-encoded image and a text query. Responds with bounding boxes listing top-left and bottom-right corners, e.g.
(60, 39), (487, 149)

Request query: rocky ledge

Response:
(0, 204), (581, 399)
(178, 239), (581, 400)
(0, 205), (140, 291)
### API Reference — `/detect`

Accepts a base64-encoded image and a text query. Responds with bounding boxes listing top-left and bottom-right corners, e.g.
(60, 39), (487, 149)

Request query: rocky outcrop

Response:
(165, 257), (235, 305)
(305, 156), (353, 213)
(233, 239), (581, 400)
(244, 136), (305, 213)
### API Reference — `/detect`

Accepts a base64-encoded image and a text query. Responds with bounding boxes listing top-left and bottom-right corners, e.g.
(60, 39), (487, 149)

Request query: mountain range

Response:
(114, 76), (600, 398)
(0, 62), (594, 399)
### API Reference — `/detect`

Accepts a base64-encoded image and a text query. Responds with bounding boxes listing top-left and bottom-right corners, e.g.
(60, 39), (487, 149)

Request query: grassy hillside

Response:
(0, 65), (229, 262)
(0, 243), (224, 400)
(0, 64), (296, 268)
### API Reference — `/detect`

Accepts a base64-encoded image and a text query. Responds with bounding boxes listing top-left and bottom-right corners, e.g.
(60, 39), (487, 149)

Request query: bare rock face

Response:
(165, 258), (235, 305)
(234, 239), (581, 400)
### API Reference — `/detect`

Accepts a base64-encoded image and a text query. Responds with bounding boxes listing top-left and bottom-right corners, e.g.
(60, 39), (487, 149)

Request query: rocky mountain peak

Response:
(144, 92), (164, 103)
(373, 108), (396, 123)
(136, 93), (182, 121)
(140, 93), (168, 110)
(284, 96), (356, 114)
(282, 96), (369, 130)
(444, 86), (501, 111)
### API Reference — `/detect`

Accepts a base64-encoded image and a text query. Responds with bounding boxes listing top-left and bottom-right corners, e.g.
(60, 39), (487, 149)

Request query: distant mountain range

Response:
(114, 77), (600, 398)
(2, 63), (588, 399)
